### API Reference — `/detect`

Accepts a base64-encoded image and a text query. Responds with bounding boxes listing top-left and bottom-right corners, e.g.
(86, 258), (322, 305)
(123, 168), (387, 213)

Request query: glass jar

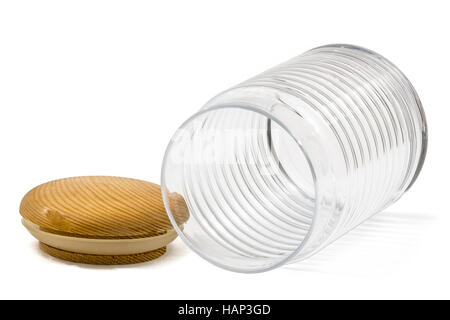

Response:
(161, 44), (427, 273)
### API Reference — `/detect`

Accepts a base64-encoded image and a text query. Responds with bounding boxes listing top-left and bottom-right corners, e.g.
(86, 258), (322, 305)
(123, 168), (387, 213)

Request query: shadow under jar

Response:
(161, 44), (427, 273)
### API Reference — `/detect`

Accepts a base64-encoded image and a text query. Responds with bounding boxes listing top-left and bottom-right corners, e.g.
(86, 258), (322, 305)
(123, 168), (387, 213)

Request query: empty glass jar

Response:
(161, 44), (427, 273)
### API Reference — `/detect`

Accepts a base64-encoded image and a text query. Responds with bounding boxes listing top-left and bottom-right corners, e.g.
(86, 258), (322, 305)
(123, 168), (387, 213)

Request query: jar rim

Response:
(160, 103), (319, 273)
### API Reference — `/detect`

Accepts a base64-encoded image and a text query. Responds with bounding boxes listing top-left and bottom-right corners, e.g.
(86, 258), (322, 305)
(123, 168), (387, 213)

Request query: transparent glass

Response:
(161, 44), (428, 273)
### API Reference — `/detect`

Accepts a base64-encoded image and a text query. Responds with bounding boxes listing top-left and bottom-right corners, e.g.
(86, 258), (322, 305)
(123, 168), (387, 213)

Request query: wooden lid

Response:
(20, 176), (189, 239)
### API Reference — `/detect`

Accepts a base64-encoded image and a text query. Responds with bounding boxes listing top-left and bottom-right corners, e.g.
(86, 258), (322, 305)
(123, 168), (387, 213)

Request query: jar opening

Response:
(161, 105), (317, 272)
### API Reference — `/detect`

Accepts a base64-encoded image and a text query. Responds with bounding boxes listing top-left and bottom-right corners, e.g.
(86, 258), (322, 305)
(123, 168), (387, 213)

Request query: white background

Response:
(0, 0), (448, 299)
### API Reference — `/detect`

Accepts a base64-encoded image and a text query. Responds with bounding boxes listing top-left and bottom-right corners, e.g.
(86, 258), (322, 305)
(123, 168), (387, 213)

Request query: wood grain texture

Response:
(39, 242), (167, 265)
(20, 176), (189, 239)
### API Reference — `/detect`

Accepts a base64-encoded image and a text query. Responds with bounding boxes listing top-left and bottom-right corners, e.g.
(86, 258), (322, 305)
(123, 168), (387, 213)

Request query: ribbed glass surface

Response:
(161, 44), (427, 273)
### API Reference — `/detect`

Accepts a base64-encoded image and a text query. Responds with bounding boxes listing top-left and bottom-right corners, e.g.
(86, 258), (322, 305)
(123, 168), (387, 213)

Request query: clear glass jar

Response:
(161, 44), (427, 273)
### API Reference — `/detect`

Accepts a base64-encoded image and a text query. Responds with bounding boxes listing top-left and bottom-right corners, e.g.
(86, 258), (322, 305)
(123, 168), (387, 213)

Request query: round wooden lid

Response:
(20, 176), (189, 239)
